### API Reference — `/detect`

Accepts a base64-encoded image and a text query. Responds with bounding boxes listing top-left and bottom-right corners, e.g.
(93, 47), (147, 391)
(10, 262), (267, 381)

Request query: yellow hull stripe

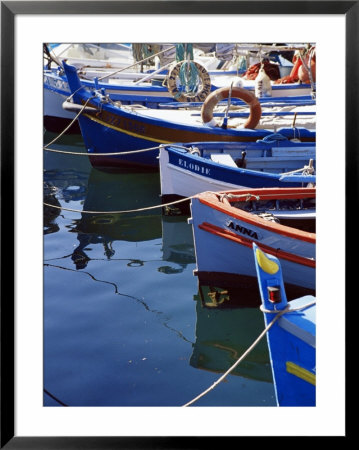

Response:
(286, 361), (316, 385)
(83, 114), (173, 144)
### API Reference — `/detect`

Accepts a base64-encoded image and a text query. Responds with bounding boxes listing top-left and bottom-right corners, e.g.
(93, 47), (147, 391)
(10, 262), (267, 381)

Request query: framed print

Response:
(1, 1), (353, 447)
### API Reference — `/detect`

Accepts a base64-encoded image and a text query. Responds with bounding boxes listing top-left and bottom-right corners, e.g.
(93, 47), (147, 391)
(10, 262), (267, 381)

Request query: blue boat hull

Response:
(253, 244), (316, 406)
(62, 61), (316, 169)
(264, 299), (316, 406)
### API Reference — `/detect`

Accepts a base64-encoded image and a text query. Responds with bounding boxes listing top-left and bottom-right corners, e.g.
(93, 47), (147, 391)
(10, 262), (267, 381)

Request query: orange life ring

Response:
(167, 61), (211, 102)
(201, 86), (262, 129)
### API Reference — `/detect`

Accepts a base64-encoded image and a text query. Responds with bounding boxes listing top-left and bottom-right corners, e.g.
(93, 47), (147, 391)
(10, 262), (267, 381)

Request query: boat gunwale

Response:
(165, 144), (316, 183)
(71, 83), (316, 140)
(195, 188), (316, 244)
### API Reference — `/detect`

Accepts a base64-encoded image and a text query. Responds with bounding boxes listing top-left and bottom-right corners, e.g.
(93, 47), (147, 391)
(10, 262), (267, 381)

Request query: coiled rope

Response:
(182, 299), (316, 407)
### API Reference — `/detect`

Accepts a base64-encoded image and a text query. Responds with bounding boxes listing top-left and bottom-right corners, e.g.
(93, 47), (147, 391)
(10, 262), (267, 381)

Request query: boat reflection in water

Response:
(65, 166), (163, 269)
(190, 277), (316, 385)
(191, 283), (273, 383)
(44, 138), (280, 405)
(44, 161), (197, 273)
(159, 215), (196, 274)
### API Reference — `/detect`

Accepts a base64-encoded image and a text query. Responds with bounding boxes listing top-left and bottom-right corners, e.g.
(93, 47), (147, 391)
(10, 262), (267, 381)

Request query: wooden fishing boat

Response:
(159, 138), (315, 206)
(44, 64), (313, 134)
(61, 61), (316, 170)
(189, 187), (316, 290)
(44, 67), (176, 133)
(253, 243), (315, 406)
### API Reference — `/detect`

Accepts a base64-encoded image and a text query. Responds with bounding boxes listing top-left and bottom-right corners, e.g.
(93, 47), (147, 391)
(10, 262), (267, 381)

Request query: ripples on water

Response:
(43, 131), (282, 407)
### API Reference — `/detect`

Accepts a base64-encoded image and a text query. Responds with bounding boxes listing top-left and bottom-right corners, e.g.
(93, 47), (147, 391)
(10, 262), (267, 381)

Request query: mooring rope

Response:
(44, 96), (91, 149)
(182, 299), (316, 407)
(44, 145), (165, 157)
(43, 192), (259, 215)
(43, 194), (196, 215)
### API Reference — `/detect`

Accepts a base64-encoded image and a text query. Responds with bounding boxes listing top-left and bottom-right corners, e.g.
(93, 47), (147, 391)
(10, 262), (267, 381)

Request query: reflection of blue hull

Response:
(62, 61), (316, 170)
(253, 244), (315, 406)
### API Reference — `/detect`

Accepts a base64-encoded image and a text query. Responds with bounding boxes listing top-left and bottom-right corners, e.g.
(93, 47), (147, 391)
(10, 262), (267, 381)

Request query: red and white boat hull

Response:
(189, 188), (315, 290)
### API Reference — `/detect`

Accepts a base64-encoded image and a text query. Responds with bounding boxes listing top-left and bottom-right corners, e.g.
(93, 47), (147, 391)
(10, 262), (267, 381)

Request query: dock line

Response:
(43, 192), (256, 215)
(44, 97), (91, 149)
(182, 299), (316, 407)
(44, 145), (165, 156)
(43, 195), (196, 215)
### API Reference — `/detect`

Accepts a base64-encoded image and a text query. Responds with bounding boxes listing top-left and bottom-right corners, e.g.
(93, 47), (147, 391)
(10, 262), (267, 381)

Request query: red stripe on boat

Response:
(198, 222), (316, 268)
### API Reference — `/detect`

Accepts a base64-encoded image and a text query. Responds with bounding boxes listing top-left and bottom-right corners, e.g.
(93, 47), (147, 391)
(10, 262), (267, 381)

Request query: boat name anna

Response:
(178, 158), (211, 175)
(226, 220), (262, 240)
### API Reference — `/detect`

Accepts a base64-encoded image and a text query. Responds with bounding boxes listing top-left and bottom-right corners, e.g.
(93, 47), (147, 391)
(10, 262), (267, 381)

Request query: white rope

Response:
(44, 145), (164, 157)
(280, 159), (314, 176)
(43, 190), (315, 215)
(182, 304), (290, 407)
(43, 97), (91, 149)
(182, 299), (315, 407)
(43, 192), (260, 215)
(43, 194), (197, 215)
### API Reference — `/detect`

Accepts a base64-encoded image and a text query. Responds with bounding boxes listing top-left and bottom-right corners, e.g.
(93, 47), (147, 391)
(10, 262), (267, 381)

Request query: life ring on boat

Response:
(201, 86), (262, 129)
(167, 61), (211, 103)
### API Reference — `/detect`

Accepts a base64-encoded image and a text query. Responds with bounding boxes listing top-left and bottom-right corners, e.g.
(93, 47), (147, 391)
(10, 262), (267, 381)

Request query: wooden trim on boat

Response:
(80, 99), (315, 144)
(197, 188), (316, 244)
(198, 222), (316, 268)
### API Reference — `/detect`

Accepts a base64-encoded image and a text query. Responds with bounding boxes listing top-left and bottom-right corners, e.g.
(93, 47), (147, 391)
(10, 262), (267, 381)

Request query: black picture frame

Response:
(1, 1), (353, 447)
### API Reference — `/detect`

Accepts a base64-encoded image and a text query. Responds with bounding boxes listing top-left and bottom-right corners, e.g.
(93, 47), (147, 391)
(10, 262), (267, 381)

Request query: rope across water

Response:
(182, 299), (316, 407)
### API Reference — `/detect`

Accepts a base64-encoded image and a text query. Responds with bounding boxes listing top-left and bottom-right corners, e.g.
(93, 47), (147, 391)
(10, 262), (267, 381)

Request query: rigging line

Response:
(96, 45), (176, 81)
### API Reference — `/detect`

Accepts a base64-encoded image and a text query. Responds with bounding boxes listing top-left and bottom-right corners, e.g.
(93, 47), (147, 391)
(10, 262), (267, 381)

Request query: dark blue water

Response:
(43, 131), (277, 407)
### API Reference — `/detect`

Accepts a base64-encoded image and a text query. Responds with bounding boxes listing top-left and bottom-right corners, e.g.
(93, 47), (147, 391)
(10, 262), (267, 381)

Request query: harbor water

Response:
(43, 131), (280, 407)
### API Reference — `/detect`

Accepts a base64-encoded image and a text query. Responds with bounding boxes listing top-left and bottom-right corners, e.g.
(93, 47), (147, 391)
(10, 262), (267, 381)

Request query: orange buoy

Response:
(201, 86), (262, 129)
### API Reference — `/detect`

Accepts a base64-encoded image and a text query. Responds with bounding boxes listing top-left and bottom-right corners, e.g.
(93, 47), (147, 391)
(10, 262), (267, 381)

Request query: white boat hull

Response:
(190, 192), (315, 289)
(159, 147), (242, 199)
